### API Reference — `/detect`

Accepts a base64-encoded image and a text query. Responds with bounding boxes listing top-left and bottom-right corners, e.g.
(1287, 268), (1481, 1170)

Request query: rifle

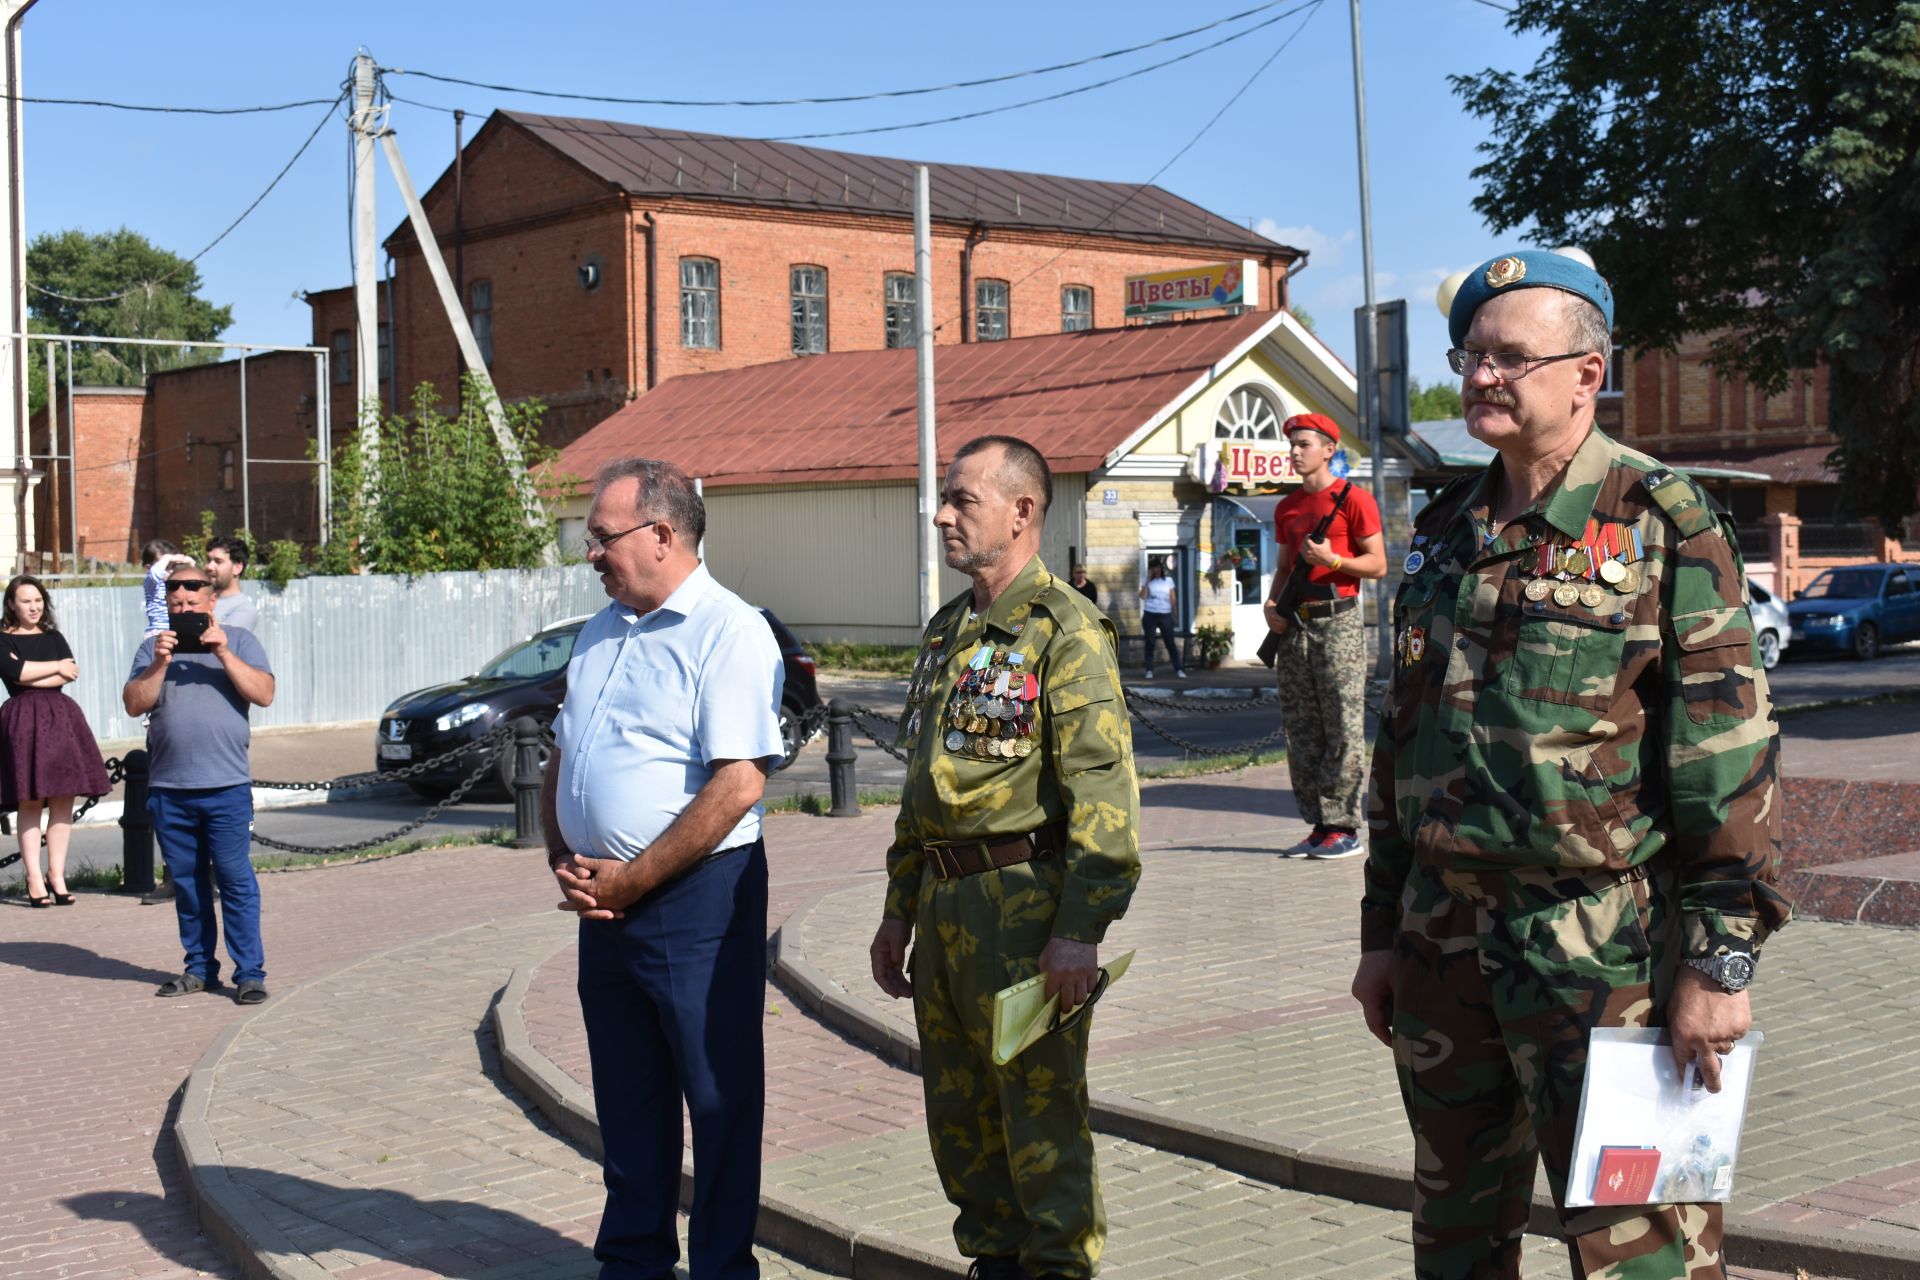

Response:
(1257, 482), (1354, 668)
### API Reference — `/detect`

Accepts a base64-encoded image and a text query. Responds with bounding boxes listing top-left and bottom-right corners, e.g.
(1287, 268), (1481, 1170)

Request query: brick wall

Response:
(27, 388), (149, 567)
(1620, 336), (1830, 452)
(147, 352), (326, 547)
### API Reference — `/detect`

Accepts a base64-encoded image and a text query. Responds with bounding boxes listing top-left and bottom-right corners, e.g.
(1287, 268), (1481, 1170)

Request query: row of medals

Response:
(945, 648), (1038, 759)
(1523, 537), (1642, 609)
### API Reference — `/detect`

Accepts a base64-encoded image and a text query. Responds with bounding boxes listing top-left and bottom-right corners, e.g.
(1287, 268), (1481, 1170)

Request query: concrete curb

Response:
(71, 781), (412, 828)
(495, 958), (966, 1279)
(769, 894), (1920, 1280)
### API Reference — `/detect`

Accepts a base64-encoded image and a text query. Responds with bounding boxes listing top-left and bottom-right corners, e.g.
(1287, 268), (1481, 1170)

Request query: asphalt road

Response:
(38, 641), (1920, 883)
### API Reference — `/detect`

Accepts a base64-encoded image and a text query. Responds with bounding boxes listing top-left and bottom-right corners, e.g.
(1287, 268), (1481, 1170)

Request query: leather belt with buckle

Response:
(924, 824), (1064, 881)
(1296, 596), (1358, 623)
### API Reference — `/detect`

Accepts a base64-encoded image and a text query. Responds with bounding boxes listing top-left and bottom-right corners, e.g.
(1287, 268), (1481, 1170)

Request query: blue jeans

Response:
(149, 784), (263, 986)
(578, 840), (768, 1280)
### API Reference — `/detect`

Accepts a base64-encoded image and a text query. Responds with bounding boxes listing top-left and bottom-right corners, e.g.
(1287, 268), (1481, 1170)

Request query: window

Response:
(1600, 339), (1625, 397)
(330, 329), (351, 385)
(791, 265), (827, 355)
(976, 279), (1009, 342)
(680, 257), (719, 349)
(1213, 385), (1282, 440)
(377, 322), (392, 383)
(220, 448), (235, 492)
(884, 273), (916, 349)
(469, 281), (494, 366)
(1062, 285), (1093, 332)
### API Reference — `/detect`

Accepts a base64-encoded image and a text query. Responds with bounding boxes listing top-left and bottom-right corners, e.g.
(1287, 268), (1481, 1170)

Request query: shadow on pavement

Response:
(0, 940), (177, 987)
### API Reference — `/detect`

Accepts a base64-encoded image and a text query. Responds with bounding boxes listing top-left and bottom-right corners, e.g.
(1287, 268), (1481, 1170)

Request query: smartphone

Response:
(171, 610), (213, 655)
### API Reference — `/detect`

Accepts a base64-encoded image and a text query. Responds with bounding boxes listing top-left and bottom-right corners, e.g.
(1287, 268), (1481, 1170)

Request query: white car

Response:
(1747, 578), (1789, 669)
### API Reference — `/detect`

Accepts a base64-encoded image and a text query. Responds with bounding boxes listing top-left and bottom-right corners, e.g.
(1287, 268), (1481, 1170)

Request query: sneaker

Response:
(1308, 831), (1365, 860)
(1281, 826), (1330, 857)
(1143, 669), (1156, 680)
(1173, 668), (1188, 679)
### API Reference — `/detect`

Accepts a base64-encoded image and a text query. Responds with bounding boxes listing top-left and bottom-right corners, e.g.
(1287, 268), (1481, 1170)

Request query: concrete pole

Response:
(914, 165), (939, 623)
(1, 1), (39, 570)
(351, 52), (381, 494)
(1349, 0), (1389, 676)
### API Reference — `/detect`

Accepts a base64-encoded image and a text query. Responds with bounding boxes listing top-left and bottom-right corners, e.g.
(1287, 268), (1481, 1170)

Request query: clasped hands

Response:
(551, 853), (640, 921)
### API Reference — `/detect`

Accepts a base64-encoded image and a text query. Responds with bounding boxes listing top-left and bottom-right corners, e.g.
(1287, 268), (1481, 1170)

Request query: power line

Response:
(770, 3), (1312, 142)
(378, 0), (1301, 109)
(8, 92), (340, 115)
(28, 90), (349, 306)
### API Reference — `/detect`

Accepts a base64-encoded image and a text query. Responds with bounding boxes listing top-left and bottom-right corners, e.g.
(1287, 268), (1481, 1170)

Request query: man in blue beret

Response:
(1351, 249), (1789, 1279)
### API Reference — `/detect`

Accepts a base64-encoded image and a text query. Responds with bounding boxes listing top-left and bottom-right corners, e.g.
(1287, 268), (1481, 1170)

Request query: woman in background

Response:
(1, 575), (111, 906)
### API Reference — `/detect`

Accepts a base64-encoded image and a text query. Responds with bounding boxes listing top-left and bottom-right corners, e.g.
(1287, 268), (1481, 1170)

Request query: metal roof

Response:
(499, 111), (1295, 257)
(555, 310), (1282, 491)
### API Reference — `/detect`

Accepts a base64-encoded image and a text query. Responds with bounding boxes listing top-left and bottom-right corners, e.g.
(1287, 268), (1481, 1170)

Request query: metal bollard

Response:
(511, 718), (545, 848)
(825, 700), (860, 818)
(119, 749), (156, 894)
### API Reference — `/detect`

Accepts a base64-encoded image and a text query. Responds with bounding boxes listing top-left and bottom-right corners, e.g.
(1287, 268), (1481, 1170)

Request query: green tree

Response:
(1451, 1), (1920, 525)
(26, 228), (233, 405)
(1408, 377), (1462, 423)
(314, 375), (564, 576)
(1288, 305), (1317, 334)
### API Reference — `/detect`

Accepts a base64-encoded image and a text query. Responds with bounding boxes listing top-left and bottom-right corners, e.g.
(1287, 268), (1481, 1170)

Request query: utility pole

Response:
(1349, 0), (1389, 676)
(913, 165), (939, 623)
(1, 0), (39, 571)
(350, 51), (381, 494)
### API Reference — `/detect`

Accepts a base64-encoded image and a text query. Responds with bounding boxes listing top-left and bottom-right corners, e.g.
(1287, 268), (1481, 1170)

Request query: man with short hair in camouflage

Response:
(1352, 250), (1791, 1280)
(870, 434), (1140, 1280)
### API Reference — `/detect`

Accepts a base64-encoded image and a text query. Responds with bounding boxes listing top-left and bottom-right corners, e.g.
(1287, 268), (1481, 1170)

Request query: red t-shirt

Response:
(1271, 481), (1381, 599)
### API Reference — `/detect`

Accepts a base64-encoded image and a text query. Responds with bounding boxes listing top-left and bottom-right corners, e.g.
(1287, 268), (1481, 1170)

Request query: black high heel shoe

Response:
(26, 888), (52, 907)
(51, 890), (75, 906)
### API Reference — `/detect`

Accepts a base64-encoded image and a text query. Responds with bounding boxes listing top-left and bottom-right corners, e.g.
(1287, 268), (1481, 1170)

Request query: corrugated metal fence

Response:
(52, 565), (608, 744)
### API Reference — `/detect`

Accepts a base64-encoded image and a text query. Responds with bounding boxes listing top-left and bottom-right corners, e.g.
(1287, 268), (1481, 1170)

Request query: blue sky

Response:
(19, 0), (1545, 389)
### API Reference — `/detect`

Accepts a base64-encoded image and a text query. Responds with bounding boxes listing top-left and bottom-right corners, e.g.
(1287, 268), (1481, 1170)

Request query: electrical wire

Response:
(29, 90), (349, 305)
(7, 93), (340, 115)
(378, 0), (1301, 108)
(769, 2), (1311, 142)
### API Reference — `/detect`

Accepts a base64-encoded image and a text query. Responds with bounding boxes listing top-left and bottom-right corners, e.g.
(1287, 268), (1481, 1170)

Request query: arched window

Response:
(1214, 385), (1282, 440)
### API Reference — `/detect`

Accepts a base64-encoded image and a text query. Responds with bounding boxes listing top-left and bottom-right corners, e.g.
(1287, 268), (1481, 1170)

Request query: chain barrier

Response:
(1124, 688), (1281, 714)
(250, 729), (512, 857)
(1123, 692), (1290, 757)
(844, 705), (910, 763)
(250, 725), (517, 791)
(71, 755), (128, 823)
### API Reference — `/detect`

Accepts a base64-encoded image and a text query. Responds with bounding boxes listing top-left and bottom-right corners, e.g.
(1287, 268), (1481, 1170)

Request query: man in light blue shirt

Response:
(544, 457), (784, 1280)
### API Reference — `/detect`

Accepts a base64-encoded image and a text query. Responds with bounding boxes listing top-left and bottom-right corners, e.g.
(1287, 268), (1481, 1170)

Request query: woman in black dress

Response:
(2, 575), (111, 906)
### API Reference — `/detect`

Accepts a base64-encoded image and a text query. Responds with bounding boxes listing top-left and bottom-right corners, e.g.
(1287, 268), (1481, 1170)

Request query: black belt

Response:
(924, 825), (1063, 881)
(1296, 596), (1357, 622)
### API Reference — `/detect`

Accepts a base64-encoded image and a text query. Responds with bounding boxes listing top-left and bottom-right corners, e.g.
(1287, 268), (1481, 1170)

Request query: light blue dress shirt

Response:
(553, 563), (785, 862)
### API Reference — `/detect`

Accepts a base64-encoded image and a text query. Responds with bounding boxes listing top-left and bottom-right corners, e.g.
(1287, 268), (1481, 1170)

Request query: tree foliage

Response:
(314, 376), (563, 576)
(25, 228), (233, 404)
(1452, 1), (1920, 524)
(1409, 377), (1462, 423)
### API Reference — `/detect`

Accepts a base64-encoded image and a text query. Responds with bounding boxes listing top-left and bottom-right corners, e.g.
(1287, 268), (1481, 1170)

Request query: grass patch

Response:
(805, 641), (917, 676)
(1139, 748), (1288, 780)
(766, 787), (904, 816)
(0, 864), (126, 896)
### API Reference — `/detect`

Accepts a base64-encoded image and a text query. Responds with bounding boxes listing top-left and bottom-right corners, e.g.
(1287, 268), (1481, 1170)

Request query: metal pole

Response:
(3, 3), (39, 572)
(453, 108), (465, 382)
(1349, 0), (1389, 677)
(42, 339), (54, 567)
(825, 700), (860, 818)
(238, 349), (251, 535)
(351, 51), (381, 495)
(119, 748), (154, 894)
(511, 716), (544, 848)
(62, 337), (72, 566)
(315, 351), (332, 543)
(913, 165), (939, 623)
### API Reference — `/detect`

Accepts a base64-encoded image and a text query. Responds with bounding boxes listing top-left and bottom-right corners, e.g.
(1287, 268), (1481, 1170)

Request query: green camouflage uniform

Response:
(1363, 429), (1791, 1280)
(887, 553), (1141, 1279)
(1274, 606), (1370, 831)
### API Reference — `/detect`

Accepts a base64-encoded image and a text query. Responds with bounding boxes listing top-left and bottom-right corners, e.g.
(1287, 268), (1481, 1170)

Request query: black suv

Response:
(376, 609), (825, 797)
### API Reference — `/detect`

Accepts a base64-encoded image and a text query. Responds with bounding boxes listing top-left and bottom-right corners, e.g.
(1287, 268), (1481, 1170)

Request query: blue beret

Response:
(1448, 250), (1615, 348)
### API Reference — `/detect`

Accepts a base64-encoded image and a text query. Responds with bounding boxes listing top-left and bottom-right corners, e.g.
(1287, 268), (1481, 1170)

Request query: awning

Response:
(1214, 493), (1284, 527)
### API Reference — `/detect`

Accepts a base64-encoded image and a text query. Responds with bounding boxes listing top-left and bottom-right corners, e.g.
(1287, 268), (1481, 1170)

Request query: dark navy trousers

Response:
(577, 840), (768, 1280)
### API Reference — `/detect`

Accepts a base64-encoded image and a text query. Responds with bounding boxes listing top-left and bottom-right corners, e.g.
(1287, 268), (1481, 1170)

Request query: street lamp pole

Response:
(1348, 0), (1390, 676)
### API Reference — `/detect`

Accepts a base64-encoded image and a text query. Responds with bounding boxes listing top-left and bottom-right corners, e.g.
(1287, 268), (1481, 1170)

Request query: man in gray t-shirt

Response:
(125, 565), (276, 1005)
(206, 535), (259, 634)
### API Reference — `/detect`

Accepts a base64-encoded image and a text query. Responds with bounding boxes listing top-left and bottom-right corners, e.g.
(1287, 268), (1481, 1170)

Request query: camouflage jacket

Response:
(885, 554), (1141, 943)
(1362, 428), (1792, 960)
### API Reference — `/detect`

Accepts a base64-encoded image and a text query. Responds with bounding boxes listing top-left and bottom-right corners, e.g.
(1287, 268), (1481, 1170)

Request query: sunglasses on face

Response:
(166, 580), (212, 593)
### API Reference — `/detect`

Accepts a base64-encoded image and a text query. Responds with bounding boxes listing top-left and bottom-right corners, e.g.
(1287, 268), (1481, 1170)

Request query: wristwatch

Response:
(1684, 951), (1755, 993)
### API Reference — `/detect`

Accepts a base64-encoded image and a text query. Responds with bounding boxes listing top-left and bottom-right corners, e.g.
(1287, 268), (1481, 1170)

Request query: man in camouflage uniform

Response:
(870, 434), (1140, 1280)
(1351, 250), (1791, 1280)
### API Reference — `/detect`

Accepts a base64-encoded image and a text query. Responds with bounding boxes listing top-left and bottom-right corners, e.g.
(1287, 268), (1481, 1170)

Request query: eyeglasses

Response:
(579, 519), (659, 555)
(1447, 348), (1591, 379)
(165, 580), (212, 593)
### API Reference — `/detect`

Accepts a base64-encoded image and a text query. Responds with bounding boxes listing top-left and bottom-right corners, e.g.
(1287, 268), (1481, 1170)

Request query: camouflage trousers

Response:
(911, 854), (1104, 1278)
(1274, 603), (1369, 829)
(1390, 857), (1725, 1280)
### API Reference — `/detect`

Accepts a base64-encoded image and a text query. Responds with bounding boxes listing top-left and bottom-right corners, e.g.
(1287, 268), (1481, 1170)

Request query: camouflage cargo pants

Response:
(1390, 858), (1726, 1280)
(1274, 603), (1368, 829)
(911, 854), (1104, 1278)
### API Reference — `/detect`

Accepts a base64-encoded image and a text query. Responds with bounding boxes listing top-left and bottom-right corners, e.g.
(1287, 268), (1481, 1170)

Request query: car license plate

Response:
(379, 743), (412, 761)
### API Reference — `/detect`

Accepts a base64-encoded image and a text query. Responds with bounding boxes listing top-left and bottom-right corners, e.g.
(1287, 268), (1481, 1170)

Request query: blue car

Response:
(1786, 563), (1920, 660)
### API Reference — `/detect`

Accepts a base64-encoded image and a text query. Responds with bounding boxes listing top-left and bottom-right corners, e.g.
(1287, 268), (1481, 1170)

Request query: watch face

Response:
(1719, 954), (1755, 989)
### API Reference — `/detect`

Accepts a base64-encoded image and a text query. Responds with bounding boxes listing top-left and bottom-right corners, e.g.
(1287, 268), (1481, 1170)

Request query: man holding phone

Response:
(124, 564), (276, 1004)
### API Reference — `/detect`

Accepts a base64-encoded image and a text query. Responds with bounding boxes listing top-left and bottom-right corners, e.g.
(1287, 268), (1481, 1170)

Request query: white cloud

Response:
(1255, 220), (1354, 270)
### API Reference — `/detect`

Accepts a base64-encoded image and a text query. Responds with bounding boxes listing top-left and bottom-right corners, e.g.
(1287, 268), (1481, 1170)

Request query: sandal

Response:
(51, 891), (75, 906)
(155, 972), (217, 997)
(26, 891), (52, 908)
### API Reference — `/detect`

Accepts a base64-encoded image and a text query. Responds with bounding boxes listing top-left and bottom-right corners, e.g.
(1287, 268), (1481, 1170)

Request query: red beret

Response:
(1284, 413), (1340, 445)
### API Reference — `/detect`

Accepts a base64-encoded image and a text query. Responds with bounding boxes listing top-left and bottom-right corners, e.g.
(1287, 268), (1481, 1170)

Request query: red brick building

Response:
(28, 387), (149, 568)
